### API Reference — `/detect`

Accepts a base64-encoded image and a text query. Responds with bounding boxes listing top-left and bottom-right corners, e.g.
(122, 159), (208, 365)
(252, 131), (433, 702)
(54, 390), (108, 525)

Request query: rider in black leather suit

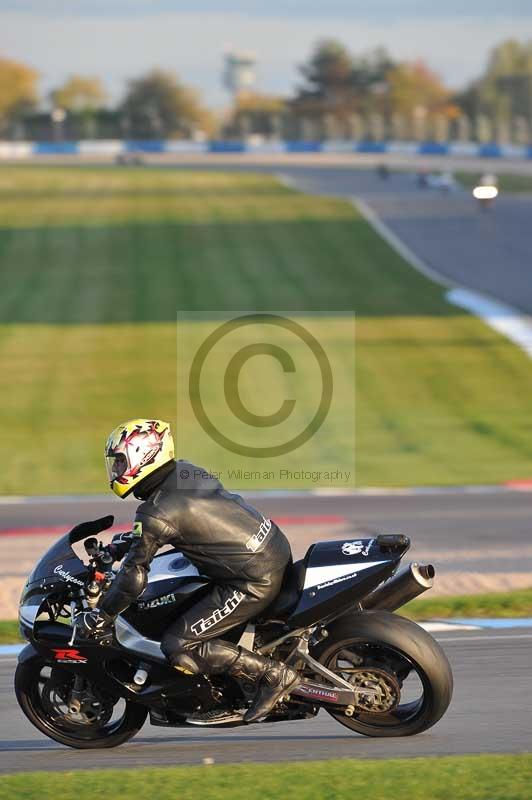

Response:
(76, 419), (299, 723)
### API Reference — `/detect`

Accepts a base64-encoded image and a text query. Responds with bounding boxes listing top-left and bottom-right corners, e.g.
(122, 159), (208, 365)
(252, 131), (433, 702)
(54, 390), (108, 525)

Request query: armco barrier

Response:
(33, 142), (79, 155)
(0, 139), (531, 159)
(125, 140), (166, 153)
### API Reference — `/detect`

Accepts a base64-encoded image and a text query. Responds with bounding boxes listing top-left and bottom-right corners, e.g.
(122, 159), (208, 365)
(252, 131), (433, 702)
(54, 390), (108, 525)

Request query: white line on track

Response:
(353, 196), (532, 362)
(447, 287), (532, 358)
(435, 633), (532, 643)
(0, 484), (528, 505)
(353, 196), (453, 288)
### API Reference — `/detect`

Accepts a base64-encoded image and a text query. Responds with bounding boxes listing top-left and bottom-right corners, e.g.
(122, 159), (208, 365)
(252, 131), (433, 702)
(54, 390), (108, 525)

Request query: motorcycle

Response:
(15, 516), (453, 749)
(473, 174), (499, 210)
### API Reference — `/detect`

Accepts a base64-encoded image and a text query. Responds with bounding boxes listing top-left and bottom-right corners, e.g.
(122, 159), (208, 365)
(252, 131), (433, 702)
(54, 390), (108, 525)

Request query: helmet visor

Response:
(106, 453), (128, 483)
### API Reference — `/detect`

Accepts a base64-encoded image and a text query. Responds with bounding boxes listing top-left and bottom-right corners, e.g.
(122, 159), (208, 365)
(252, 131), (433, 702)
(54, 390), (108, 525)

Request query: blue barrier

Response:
(356, 141), (387, 153)
(285, 141), (322, 153)
(3, 140), (531, 160)
(125, 140), (166, 153)
(34, 142), (79, 155)
(478, 143), (502, 158)
(418, 142), (449, 155)
(208, 141), (245, 153)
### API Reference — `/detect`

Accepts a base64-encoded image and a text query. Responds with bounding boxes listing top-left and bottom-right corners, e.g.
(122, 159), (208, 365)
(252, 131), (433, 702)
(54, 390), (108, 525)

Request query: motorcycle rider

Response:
(75, 418), (299, 723)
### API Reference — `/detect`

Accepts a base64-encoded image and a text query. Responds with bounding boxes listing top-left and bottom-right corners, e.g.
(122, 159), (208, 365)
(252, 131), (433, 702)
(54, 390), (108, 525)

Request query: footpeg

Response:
(187, 709), (245, 726)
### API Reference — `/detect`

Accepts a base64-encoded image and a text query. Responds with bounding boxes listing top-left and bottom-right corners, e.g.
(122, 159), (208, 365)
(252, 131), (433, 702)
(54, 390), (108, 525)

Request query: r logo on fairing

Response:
(52, 648), (87, 663)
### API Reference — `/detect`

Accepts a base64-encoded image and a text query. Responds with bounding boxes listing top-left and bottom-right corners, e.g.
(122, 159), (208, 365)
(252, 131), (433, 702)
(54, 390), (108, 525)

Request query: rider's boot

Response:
(171, 640), (299, 724)
(227, 648), (300, 723)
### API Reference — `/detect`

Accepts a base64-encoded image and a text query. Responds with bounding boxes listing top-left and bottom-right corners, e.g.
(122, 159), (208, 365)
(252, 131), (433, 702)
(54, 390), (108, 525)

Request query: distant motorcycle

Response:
(15, 516), (453, 748)
(473, 173), (498, 210)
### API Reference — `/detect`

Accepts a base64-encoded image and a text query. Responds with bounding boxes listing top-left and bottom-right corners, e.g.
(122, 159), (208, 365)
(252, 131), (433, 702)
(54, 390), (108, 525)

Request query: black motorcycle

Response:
(15, 516), (453, 748)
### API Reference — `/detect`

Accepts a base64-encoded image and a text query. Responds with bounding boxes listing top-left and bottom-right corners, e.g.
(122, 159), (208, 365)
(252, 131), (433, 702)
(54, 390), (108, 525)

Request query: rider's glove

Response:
(108, 532), (135, 562)
(74, 610), (114, 638)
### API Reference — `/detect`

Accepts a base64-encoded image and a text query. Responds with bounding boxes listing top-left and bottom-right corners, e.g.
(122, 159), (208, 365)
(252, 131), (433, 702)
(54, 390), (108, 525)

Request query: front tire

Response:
(15, 659), (148, 749)
(312, 611), (453, 737)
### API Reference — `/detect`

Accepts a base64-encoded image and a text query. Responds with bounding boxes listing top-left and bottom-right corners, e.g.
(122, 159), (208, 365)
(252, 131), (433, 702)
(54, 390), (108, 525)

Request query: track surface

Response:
(1, 628), (531, 772)
(2, 490), (532, 592)
(149, 160), (532, 314)
(278, 166), (532, 314)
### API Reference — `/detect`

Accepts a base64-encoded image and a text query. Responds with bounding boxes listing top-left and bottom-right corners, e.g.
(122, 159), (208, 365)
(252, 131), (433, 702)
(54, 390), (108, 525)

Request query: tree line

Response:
(1, 37), (531, 142)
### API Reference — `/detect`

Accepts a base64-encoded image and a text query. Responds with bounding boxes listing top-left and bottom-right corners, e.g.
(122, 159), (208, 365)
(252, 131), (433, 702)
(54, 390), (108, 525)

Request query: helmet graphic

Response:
(105, 419), (174, 498)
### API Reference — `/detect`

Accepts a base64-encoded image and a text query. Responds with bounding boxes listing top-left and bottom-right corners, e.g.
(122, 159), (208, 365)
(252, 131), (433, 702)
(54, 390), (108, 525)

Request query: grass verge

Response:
(2, 166), (532, 491)
(2, 588), (532, 643)
(0, 620), (21, 643)
(403, 587), (532, 620)
(1, 755), (531, 800)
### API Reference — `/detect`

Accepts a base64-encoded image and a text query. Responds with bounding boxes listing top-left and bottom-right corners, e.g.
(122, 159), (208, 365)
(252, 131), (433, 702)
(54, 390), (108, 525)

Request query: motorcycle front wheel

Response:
(311, 610), (453, 737)
(15, 658), (147, 749)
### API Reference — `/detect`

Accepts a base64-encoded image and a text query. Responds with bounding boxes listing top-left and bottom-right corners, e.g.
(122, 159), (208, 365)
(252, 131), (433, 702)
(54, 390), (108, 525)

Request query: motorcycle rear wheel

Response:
(312, 610), (453, 737)
(15, 658), (147, 749)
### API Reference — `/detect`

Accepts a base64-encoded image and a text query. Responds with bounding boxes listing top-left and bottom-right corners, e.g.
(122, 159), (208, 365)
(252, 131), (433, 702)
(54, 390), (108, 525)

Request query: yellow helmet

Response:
(105, 419), (174, 498)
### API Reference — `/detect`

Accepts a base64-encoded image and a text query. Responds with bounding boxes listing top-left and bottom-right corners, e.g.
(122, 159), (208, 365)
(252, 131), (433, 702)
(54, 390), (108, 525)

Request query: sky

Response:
(2, 1), (532, 109)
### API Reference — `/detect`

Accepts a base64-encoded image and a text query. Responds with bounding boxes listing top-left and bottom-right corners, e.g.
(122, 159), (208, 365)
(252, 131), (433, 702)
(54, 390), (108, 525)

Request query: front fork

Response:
(68, 674), (85, 714)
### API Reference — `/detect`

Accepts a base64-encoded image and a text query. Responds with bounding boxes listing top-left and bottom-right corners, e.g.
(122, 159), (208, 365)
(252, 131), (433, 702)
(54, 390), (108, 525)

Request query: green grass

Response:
(403, 587), (532, 620)
(0, 166), (450, 321)
(1, 165), (532, 492)
(0, 620), (22, 643)
(455, 171), (532, 193)
(1, 755), (531, 800)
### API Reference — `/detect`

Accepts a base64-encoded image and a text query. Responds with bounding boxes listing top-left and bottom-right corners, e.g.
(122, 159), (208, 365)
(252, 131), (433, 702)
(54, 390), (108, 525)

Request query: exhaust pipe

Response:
(361, 562), (435, 612)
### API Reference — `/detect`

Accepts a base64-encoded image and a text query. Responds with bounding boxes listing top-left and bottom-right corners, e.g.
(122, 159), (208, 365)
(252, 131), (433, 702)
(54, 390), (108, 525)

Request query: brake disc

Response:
(347, 667), (401, 713)
(42, 678), (113, 728)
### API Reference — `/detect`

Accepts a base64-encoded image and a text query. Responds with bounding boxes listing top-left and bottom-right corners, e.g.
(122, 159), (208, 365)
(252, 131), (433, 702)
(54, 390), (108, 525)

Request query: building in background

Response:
(222, 51), (257, 99)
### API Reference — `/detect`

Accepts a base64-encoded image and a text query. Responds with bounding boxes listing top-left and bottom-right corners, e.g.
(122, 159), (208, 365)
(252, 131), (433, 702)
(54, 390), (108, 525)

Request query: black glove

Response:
(109, 532), (135, 562)
(74, 610), (114, 638)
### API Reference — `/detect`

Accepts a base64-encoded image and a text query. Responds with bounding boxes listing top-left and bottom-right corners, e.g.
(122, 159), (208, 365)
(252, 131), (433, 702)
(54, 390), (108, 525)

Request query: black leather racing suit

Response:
(100, 461), (292, 675)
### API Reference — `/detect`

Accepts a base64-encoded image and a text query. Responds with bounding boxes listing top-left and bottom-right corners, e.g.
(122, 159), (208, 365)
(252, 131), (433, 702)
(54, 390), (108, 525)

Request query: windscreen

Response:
(27, 532), (87, 586)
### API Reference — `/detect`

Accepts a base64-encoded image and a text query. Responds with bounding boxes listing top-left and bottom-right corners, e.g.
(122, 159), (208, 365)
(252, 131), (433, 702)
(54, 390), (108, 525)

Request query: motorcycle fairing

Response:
(25, 518), (114, 588)
(25, 532), (87, 587)
(286, 539), (403, 627)
(122, 550), (210, 638)
(20, 535), (88, 632)
(127, 538), (407, 630)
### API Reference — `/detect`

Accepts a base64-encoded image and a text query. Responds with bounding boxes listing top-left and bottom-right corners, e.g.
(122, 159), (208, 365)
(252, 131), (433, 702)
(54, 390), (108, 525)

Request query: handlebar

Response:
(84, 538), (115, 576)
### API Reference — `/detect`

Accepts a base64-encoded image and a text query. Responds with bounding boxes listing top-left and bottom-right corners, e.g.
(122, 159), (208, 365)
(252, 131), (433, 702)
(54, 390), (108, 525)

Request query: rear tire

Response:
(15, 659), (148, 749)
(311, 611), (453, 737)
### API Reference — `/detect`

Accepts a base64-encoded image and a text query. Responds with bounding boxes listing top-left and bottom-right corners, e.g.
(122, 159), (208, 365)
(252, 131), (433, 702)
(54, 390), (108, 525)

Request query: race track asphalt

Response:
(2, 489), (532, 598)
(1, 627), (531, 772)
(152, 160), (532, 315)
(277, 165), (532, 315)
